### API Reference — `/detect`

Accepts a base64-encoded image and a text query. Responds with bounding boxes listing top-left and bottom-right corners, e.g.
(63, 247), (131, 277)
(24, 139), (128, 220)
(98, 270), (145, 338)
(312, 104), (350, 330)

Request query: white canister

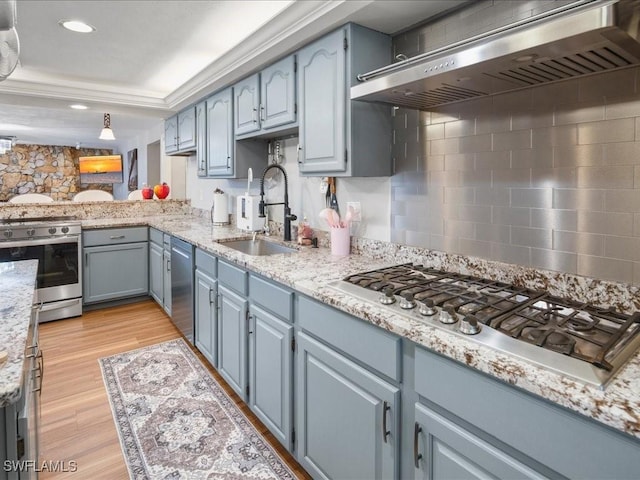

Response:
(211, 192), (229, 225)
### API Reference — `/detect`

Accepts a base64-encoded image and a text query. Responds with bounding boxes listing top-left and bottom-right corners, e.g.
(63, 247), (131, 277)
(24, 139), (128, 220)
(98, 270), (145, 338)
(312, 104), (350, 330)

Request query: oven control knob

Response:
(3, 229), (12, 239)
(61, 226), (69, 234)
(459, 315), (482, 335)
(439, 306), (458, 324)
(26, 228), (35, 237)
(48, 227), (57, 235)
(399, 292), (416, 310)
(418, 298), (437, 316)
(379, 287), (396, 305)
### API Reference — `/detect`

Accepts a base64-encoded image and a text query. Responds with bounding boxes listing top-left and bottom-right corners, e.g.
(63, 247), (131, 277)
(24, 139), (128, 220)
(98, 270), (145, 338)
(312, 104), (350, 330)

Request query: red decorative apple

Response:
(141, 184), (154, 200)
(154, 182), (170, 199)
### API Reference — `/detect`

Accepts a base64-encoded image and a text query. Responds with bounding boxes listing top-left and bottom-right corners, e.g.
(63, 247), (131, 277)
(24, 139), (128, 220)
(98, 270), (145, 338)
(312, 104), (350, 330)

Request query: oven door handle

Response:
(39, 298), (81, 312)
(0, 235), (80, 248)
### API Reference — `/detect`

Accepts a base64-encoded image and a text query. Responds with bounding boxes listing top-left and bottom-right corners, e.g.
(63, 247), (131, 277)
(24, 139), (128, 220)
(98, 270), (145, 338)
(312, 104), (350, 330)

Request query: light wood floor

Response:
(38, 298), (311, 479)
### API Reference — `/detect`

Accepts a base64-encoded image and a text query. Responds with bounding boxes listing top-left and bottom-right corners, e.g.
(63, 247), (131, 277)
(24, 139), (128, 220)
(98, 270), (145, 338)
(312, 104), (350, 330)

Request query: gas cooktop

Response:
(329, 264), (640, 389)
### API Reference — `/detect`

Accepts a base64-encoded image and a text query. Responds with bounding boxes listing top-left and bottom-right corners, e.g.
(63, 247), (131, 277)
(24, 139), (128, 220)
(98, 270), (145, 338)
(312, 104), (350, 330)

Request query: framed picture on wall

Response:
(127, 148), (138, 191)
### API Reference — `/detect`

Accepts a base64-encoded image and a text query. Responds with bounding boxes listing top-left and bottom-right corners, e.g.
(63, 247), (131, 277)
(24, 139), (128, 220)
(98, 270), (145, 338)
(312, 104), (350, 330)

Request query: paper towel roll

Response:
(211, 193), (229, 225)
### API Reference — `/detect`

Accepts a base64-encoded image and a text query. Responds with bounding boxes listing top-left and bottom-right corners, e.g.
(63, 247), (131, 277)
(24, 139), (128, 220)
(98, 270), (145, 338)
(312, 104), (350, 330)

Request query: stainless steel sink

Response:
(220, 239), (297, 256)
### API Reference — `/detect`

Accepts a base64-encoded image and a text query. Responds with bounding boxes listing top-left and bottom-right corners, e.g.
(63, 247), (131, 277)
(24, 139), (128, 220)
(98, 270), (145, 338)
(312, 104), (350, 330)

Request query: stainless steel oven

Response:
(0, 217), (82, 322)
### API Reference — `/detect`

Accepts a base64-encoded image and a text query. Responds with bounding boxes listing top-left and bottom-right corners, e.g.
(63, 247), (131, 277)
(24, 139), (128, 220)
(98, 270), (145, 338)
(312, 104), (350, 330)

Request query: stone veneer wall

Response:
(0, 144), (114, 202)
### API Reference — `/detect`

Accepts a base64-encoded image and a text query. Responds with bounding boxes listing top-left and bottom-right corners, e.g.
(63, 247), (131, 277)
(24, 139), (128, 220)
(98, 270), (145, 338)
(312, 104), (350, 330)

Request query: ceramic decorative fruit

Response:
(141, 184), (154, 199)
(154, 182), (170, 199)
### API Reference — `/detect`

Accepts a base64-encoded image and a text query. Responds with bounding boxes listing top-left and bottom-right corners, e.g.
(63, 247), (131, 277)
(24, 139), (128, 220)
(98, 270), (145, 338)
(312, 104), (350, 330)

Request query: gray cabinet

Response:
(217, 260), (249, 400)
(164, 115), (178, 154)
(234, 73), (260, 136)
(194, 249), (218, 367)
(164, 106), (196, 155)
(82, 227), (148, 304)
(196, 100), (207, 177)
(248, 273), (294, 450)
(206, 88), (234, 177)
(234, 55), (297, 139)
(162, 234), (172, 316)
(413, 403), (543, 480)
(296, 332), (399, 480)
(148, 239), (163, 304)
(297, 23), (392, 176)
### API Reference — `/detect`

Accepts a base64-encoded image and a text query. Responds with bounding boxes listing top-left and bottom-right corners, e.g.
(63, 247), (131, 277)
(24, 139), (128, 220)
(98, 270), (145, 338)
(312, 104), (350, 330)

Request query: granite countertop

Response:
(81, 216), (640, 439)
(0, 260), (38, 407)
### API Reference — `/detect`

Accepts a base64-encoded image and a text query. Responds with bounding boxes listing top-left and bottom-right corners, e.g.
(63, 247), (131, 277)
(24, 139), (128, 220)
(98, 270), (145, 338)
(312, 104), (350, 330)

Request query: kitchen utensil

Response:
(319, 208), (339, 228)
(343, 205), (355, 227)
(329, 177), (340, 215)
(330, 227), (350, 256)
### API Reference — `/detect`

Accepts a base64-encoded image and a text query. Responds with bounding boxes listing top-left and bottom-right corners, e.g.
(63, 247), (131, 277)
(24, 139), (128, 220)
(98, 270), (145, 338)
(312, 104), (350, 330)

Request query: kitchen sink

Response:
(220, 239), (297, 256)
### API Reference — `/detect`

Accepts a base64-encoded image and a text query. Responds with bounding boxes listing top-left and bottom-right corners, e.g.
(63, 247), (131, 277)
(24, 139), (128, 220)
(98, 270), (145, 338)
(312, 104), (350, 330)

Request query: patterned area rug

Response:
(99, 339), (296, 480)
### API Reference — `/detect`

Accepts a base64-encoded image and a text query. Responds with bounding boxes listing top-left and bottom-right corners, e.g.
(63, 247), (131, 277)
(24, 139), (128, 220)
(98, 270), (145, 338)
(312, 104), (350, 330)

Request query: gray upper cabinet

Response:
(260, 55), (296, 131)
(234, 55), (297, 140)
(234, 74), (261, 136)
(164, 106), (197, 155)
(164, 115), (178, 154)
(196, 100), (207, 177)
(297, 24), (392, 177)
(206, 88), (234, 177)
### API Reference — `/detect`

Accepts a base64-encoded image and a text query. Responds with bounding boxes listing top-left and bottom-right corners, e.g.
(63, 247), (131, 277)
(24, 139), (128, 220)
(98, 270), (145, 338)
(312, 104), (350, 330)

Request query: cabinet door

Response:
(83, 243), (148, 304)
(177, 106), (196, 150)
(413, 403), (544, 480)
(296, 332), (399, 480)
(261, 55), (296, 130)
(206, 88), (234, 177)
(298, 28), (346, 174)
(164, 115), (178, 153)
(163, 248), (172, 316)
(195, 269), (218, 367)
(248, 304), (292, 449)
(217, 284), (248, 401)
(149, 241), (164, 306)
(234, 74), (260, 136)
(196, 101), (207, 177)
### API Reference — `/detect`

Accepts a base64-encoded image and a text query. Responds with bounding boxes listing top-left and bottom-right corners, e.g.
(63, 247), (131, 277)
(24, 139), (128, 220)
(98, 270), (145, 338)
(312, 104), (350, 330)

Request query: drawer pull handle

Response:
(109, 235), (126, 240)
(382, 401), (391, 443)
(414, 422), (423, 468)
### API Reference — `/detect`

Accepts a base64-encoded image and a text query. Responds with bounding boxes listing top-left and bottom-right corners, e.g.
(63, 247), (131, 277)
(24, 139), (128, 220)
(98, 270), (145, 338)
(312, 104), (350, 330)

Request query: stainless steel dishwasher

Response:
(170, 237), (194, 343)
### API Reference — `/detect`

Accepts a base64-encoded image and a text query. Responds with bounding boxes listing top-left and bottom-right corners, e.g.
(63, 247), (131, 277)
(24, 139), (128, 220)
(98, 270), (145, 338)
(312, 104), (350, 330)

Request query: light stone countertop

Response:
(81, 216), (640, 440)
(0, 260), (38, 407)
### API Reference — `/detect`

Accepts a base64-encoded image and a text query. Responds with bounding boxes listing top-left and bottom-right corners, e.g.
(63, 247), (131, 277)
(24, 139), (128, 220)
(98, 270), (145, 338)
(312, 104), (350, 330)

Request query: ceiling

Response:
(0, 0), (467, 150)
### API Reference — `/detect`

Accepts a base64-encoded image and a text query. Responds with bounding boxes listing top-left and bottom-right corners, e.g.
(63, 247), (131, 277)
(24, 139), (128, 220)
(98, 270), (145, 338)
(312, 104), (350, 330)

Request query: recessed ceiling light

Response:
(70, 104), (88, 110)
(59, 19), (95, 33)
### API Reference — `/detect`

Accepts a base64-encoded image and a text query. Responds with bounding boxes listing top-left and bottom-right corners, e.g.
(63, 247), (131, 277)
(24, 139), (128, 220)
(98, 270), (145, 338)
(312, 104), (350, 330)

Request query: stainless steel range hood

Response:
(351, 0), (640, 110)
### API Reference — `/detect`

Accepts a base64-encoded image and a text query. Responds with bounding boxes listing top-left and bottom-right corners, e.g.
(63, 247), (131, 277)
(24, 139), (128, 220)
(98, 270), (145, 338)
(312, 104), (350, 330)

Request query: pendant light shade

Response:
(99, 113), (115, 140)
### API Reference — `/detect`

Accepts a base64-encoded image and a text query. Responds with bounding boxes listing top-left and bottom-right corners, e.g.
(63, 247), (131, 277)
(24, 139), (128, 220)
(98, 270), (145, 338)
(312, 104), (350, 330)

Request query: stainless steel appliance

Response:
(0, 217), (82, 321)
(352, 0), (640, 110)
(330, 264), (640, 388)
(170, 236), (194, 343)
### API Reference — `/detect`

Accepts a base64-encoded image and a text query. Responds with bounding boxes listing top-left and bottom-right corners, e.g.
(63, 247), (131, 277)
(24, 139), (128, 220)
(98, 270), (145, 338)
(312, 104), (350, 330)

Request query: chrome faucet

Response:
(259, 164), (297, 241)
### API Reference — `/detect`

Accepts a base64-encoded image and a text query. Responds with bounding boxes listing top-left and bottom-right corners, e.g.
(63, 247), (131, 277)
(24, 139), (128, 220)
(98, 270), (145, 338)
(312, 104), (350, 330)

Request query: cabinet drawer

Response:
(297, 295), (401, 381)
(218, 259), (247, 295)
(83, 227), (148, 246)
(249, 274), (292, 321)
(149, 227), (163, 245)
(195, 248), (217, 277)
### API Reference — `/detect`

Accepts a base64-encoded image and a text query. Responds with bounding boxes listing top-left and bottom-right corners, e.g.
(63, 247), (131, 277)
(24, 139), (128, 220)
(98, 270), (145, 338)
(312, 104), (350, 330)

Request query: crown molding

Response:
(165, 0), (376, 110)
(0, 78), (170, 111)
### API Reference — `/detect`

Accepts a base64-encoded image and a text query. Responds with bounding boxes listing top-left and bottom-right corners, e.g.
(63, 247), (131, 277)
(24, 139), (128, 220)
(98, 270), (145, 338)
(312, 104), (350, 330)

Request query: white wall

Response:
(185, 137), (391, 241)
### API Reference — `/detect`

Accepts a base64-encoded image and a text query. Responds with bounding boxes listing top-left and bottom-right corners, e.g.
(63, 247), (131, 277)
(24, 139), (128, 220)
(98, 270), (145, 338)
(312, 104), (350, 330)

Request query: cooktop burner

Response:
(332, 264), (640, 388)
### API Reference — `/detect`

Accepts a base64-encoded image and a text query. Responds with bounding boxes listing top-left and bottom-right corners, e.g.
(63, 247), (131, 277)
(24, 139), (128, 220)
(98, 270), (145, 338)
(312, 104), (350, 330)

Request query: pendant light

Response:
(99, 113), (115, 140)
